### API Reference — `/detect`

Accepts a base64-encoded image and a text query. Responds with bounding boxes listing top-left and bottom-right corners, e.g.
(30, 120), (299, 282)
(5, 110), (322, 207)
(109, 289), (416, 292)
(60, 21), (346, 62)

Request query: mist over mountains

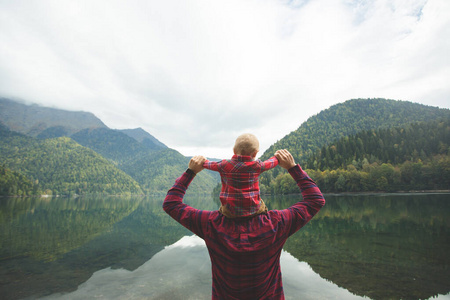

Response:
(0, 97), (449, 196)
(0, 97), (216, 195)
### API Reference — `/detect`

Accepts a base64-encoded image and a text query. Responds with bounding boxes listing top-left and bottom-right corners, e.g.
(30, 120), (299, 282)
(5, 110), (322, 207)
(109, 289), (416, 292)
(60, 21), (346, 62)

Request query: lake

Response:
(0, 192), (449, 300)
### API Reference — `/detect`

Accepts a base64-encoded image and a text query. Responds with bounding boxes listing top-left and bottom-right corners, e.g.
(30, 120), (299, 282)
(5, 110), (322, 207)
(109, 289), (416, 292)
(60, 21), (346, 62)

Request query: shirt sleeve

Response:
(280, 165), (325, 236)
(259, 156), (279, 172)
(162, 171), (211, 238)
(203, 160), (220, 172)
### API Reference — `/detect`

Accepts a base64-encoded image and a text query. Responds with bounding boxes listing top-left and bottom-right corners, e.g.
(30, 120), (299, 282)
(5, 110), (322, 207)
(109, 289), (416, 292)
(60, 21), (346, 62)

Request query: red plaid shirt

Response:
(203, 155), (278, 217)
(163, 165), (325, 300)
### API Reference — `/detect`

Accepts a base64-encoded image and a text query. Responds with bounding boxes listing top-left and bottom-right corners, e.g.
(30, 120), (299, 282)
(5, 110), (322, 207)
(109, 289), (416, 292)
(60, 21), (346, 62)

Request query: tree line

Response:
(0, 126), (216, 196)
(267, 155), (449, 194)
(0, 128), (143, 196)
(265, 119), (449, 194)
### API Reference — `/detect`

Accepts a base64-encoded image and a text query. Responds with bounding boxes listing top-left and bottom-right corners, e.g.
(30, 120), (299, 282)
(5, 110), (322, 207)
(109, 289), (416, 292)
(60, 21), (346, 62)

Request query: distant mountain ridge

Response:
(0, 98), (107, 136)
(0, 98), (217, 195)
(258, 98), (449, 194)
(0, 98), (167, 151)
(119, 128), (166, 149)
(1, 97), (449, 195)
(261, 98), (450, 162)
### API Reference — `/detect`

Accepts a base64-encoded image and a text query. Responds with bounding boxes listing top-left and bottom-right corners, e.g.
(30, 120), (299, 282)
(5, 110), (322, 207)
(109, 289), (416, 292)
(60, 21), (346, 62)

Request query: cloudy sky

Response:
(0, 0), (449, 158)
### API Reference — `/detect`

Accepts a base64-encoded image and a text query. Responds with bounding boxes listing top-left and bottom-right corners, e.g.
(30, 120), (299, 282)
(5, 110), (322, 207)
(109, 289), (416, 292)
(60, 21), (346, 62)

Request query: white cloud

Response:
(0, 0), (449, 158)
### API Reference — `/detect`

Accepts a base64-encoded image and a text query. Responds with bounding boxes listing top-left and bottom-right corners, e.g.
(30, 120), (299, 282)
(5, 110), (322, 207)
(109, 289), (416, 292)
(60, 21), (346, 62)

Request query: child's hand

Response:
(188, 155), (206, 174)
(275, 149), (296, 170)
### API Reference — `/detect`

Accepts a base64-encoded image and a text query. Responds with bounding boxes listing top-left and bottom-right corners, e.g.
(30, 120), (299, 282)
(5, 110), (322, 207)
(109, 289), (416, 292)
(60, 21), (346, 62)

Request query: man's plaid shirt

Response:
(203, 155), (278, 217)
(163, 164), (325, 299)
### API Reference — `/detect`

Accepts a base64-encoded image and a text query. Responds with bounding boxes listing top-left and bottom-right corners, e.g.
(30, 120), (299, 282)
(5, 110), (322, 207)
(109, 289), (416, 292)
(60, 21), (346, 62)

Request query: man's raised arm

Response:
(275, 149), (325, 236)
(162, 155), (208, 237)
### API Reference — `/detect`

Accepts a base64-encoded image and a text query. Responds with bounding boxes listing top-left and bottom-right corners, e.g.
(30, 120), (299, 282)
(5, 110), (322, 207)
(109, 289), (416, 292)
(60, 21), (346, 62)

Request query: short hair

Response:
(234, 133), (259, 156)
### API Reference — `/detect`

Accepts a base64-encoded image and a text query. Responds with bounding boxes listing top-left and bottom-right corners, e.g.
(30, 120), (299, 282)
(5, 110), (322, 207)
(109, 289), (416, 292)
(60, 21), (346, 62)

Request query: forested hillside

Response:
(0, 99), (218, 195)
(261, 98), (449, 162)
(269, 119), (449, 194)
(120, 148), (217, 193)
(1, 97), (448, 196)
(71, 128), (216, 193)
(304, 119), (450, 170)
(0, 165), (40, 196)
(0, 127), (143, 195)
(71, 128), (152, 164)
(259, 98), (450, 193)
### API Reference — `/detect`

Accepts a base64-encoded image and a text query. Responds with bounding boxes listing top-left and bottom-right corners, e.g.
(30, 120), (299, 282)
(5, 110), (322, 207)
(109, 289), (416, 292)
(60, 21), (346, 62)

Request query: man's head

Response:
(233, 133), (259, 158)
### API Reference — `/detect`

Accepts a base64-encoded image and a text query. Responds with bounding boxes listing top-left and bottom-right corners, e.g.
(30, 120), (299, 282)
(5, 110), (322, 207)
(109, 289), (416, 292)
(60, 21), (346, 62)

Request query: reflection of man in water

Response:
(163, 149), (325, 300)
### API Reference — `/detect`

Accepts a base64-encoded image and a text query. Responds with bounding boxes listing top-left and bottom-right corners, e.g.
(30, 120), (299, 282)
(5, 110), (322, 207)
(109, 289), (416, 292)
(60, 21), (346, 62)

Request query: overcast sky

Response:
(0, 0), (449, 158)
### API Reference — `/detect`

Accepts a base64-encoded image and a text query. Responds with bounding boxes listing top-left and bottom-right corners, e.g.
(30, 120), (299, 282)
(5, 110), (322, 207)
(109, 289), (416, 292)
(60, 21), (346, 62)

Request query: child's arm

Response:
(259, 156), (279, 172)
(203, 159), (220, 172)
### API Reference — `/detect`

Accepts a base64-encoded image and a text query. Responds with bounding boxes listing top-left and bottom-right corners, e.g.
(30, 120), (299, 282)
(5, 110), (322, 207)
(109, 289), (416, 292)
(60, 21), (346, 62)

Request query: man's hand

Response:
(275, 149), (296, 170)
(188, 155), (206, 174)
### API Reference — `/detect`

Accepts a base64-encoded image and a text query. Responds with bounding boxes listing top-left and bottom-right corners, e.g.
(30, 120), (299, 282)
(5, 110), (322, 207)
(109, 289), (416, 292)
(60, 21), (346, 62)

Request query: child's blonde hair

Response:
(233, 133), (259, 156)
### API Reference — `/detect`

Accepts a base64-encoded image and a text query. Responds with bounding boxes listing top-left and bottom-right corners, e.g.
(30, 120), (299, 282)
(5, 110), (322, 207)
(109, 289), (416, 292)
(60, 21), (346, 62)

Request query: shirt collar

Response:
(232, 155), (254, 162)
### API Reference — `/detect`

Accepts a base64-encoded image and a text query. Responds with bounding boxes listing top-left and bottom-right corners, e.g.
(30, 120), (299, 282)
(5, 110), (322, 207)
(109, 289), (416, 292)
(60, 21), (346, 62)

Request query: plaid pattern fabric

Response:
(163, 165), (325, 300)
(203, 155), (279, 217)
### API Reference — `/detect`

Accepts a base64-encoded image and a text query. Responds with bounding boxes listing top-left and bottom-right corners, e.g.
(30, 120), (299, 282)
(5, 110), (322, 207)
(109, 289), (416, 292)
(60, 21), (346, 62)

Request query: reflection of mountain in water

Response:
(1, 193), (449, 300)
(268, 193), (450, 300)
(42, 235), (369, 300)
(0, 194), (215, 299)
(0, 195), (141, 261)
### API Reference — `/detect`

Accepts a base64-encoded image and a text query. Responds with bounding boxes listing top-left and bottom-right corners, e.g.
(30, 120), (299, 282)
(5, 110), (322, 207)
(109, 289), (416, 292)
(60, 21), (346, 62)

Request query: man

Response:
(163, 149), (325, 299)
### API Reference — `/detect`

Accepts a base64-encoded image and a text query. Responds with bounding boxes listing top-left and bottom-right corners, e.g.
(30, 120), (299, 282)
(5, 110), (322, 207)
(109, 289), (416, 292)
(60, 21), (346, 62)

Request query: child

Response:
(203, 133), (279, 218)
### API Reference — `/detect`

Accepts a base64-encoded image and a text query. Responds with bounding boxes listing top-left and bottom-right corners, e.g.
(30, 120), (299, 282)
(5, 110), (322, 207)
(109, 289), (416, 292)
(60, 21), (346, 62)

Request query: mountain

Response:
(0, 98), (217, 195)
(2, 97), (448, 195)
(0, 127), (142, 195)
(71, 127), (216, 193)
(120, 148), (217, 193)
(305, 118), (450, 170)
(119, 128), (166, 150)
(259, 98), (450, 188)
(261, 98), (450, 163)
(71, 128), (152, 164)
(268, 119), (450, 194)
(0, 98), (106, 137)
(0, 98), (167, 152)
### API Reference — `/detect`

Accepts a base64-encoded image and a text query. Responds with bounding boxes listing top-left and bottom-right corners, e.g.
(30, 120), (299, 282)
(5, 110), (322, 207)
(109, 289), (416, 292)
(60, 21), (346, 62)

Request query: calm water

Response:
(0, 192), (449, 300)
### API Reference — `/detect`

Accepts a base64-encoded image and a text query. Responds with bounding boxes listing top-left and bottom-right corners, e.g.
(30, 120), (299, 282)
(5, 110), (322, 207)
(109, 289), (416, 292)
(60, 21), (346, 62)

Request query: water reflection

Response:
(0, 193), (449, 300)
(0, 195), (141, 262)
(0, 194), (215, 299)
(271, 193), (450, 300)
(41, 235), (367, 300)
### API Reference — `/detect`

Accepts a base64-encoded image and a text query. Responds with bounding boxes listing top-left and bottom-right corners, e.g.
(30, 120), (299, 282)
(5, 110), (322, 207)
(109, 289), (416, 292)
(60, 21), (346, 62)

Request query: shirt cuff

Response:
(186, 168), (197, 176)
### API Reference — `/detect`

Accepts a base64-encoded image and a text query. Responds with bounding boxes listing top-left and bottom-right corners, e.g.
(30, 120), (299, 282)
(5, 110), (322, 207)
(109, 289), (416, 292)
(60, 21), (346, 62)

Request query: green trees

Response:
(268, 155), (450, 194)
(261, 98), (450, 165)
(269, 148), (449, 194)
(1, 98), (218, 196)
(0, 125), (217, 196)
(259, 99), (449, 194)
(0, 128), (142, 196)
(2, 98), (449, 196)
(304, 119), (449, 170)
(0, 165), (40, 196)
